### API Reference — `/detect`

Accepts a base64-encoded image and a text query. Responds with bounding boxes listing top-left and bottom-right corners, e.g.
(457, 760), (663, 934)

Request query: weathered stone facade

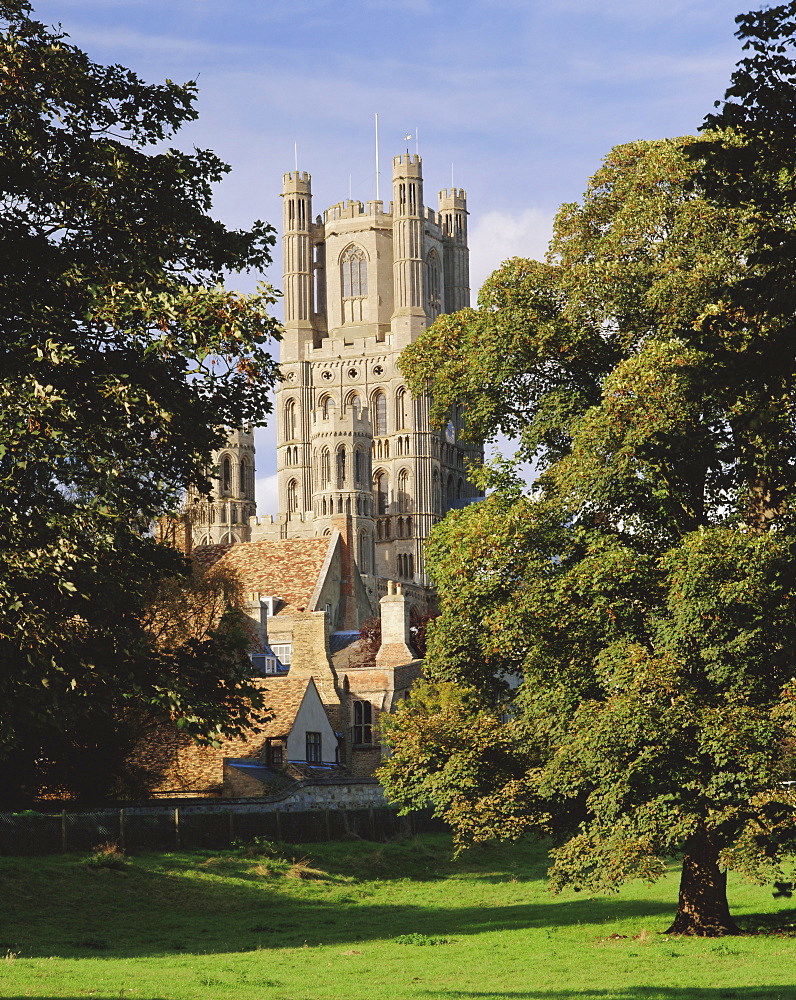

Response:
(263, 153), (482, 598)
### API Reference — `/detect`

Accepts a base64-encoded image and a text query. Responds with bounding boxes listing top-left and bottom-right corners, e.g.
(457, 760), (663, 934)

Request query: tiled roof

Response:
(190, 542), (235, 570)
(260, 677), (312, 738)
(192, 537), (333, 615)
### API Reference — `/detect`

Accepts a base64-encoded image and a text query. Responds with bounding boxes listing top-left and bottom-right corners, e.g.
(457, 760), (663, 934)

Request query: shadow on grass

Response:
(0, 991), (790, 1000)
(0, 860), (677, 960)
(0, 836), (789, 962)
(430, 991), (794, 999)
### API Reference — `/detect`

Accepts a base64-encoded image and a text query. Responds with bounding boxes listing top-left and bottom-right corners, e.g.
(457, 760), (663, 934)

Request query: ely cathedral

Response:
(188, 152), (482, 605)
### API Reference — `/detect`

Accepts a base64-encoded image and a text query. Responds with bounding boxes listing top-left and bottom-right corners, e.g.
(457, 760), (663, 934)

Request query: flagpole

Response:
(374, 113), (380, 201)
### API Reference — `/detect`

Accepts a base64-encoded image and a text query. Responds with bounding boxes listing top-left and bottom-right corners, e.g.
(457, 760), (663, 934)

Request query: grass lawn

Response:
(0, 833), (794, 1000)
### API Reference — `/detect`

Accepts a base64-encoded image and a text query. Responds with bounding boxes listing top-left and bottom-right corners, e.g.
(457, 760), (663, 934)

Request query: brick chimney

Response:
(288, 610), (339, 704)
(375, 581), (416, 667)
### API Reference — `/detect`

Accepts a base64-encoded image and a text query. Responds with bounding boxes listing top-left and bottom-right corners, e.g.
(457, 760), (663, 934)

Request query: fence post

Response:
(228, 810), (234, 846)
(119, 808), (125, 852)
(61, 810), (67, 853)
(324, 808), (330, 841)
(174, 807), (180, 850)
(275, 809), (281, 841)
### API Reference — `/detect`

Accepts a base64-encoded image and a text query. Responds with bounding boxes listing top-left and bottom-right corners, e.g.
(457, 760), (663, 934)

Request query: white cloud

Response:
(468, 207), (555, 298)
(255, 473), (279, 519)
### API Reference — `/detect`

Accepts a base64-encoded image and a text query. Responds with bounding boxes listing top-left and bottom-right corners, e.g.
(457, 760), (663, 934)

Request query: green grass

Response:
(0, 834), (795, 1000)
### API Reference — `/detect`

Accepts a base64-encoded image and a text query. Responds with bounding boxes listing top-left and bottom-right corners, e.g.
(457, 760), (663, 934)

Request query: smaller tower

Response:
(186, 428), (257, 546)
(390, 154), (426, 345)
(281, 170), (316, 360)
(438, 187), (469, 312)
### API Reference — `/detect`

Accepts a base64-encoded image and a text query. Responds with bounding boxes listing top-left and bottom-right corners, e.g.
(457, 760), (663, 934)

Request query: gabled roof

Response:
(262, 677), (315, 739)
(192, 537), (334, 616)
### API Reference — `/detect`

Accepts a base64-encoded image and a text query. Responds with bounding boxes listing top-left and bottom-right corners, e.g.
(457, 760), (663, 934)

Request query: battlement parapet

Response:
(438, 188), (468, 210)
(283, 170), (312, 189)
(392, 153), (423, 175)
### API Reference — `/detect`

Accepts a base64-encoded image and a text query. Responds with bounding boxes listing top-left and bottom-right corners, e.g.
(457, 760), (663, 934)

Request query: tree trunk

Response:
(665, 831), (740, 936)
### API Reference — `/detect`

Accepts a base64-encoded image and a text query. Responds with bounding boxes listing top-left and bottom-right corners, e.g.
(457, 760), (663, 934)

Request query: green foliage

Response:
(383, 5), (796, 935)
(0, 4), (280, 798)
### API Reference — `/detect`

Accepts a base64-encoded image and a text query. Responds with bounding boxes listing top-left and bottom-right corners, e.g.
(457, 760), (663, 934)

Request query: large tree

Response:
(379, 9), (796, 936)
(0, 1), (280, 797)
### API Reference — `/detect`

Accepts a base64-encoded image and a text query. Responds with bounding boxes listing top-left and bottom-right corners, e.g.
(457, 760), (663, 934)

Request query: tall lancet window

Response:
(284, 398), (297, 441)
(341, 245), (367, 323)
(427, 250), (441, 319)
(395, 387), (408, 430)
(287, 479), (299, 513)
(373, 391), (387, 437)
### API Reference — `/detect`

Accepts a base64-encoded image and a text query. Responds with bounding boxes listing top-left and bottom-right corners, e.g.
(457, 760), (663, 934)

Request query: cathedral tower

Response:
(187, 427), (257, 546)
(252, 153), (482, 603)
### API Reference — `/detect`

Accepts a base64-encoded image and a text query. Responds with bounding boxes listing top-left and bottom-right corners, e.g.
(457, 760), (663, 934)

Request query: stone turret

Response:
(390, 154), (427, 345)
(185, 426), (257, 546)
(438, 187), (469, 313)
(281, 170), (316, 359)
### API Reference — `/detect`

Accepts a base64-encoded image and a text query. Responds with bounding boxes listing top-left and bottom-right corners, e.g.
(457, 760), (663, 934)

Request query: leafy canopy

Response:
(380, 6), (796, 936)
(0, 0), (280, 791)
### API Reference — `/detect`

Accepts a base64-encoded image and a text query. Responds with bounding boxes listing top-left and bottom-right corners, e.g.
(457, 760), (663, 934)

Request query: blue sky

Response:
(30, 0), (745, 508)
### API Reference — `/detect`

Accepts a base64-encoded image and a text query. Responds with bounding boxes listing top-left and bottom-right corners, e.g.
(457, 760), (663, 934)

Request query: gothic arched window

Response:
(341, 245), (368, 298)
(395, 387), (408, 430)
(427, 250), (441, 318)
(358, 530), (371, 574)
(284, 398), (297, 441)
(337, 447), (347, 488)
(239, 458), (251, 499)
(373, 391), (387, 437)
(287, 478), (299, 513)
(398, 468), (411, 513)
(320, 395), (334, 420)
(222, 456), (232, 495)
(432, 470), (440, 513)
(374, 470), (389, 515)
(321, 447), (331, 487)
(354, 446), (364, 487)
(347, 392), (361, 415)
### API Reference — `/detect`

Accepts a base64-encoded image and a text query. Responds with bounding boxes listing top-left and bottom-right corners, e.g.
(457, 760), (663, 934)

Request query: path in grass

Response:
(0, 835), (794, 1000)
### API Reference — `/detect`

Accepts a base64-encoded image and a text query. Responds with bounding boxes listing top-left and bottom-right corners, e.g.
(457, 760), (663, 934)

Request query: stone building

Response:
(170, 153), (481, 793)
(190, 152), (483, 603)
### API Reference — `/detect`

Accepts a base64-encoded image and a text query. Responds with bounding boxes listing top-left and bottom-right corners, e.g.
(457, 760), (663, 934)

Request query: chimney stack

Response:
(375, 581), (416, 667)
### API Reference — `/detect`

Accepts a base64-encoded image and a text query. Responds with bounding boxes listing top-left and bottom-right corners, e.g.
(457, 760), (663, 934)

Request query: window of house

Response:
(250, 652), (278, 675)
(269, 743), (283, 767)
(306, 731), (322, 763)
(272, 643), (292, 666)
(353, 701), (373, 744)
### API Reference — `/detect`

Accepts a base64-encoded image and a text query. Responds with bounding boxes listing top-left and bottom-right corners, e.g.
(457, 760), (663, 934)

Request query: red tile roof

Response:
(192, 538), (333, 615)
